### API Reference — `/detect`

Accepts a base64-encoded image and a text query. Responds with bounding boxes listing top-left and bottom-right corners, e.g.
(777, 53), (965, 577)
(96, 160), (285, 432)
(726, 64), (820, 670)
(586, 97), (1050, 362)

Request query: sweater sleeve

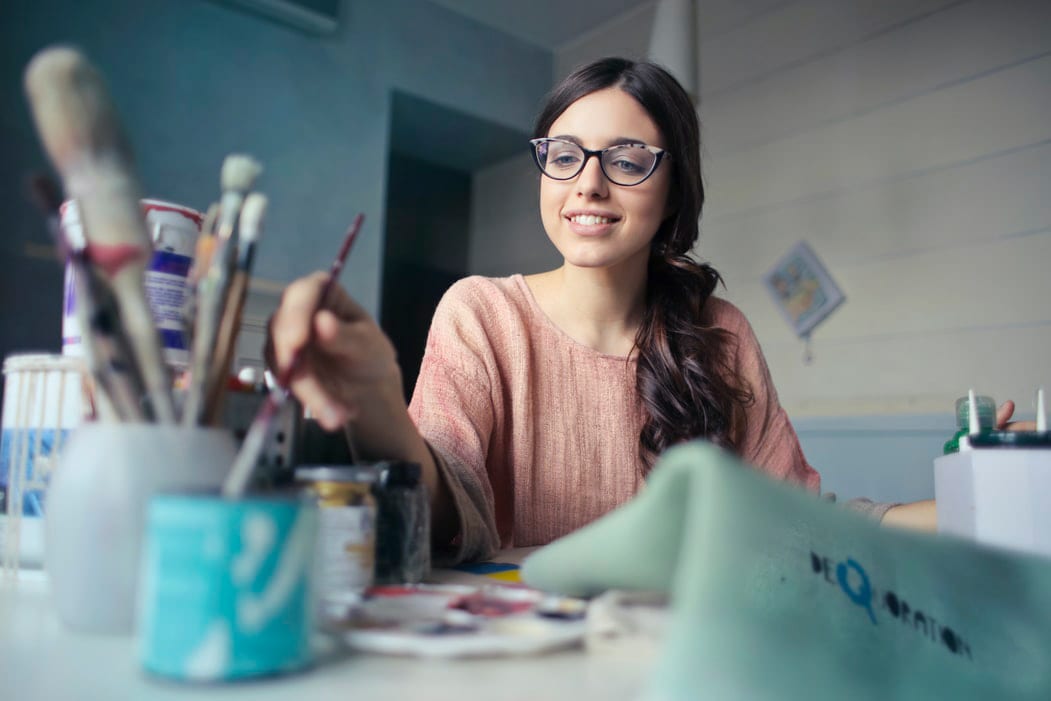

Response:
(721, 302), (822, 492)
(823, 493), (900, 522)
(408, 280), (502, 565)
(844, 497), (899, 522)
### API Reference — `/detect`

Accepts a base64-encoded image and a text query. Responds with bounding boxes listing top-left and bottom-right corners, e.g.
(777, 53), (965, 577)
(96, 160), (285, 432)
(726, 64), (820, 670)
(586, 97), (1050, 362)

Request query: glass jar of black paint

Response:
(370, 461), (430, 585)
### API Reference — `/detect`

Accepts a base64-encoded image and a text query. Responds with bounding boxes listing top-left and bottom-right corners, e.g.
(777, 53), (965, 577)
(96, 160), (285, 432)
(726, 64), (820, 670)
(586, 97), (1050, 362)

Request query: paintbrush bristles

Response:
(214, 155), (262, 248)
(24, 49), (149, 251)
(24, 48), (136, 179)
(221, 155), (263, 194)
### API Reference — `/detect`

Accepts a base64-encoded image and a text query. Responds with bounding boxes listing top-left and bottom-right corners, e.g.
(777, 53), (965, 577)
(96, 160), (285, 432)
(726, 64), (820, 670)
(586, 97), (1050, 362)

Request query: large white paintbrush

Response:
(24, 47), (176, 422)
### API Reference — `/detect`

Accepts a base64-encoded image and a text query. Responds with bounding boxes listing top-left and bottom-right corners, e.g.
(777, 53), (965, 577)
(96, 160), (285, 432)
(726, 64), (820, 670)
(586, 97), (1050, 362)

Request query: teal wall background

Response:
(0, 0), (552, 364)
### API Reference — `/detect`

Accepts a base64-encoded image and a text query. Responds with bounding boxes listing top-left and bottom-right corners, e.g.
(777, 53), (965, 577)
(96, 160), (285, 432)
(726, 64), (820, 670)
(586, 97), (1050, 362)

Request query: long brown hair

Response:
(533, 57), (753, 470)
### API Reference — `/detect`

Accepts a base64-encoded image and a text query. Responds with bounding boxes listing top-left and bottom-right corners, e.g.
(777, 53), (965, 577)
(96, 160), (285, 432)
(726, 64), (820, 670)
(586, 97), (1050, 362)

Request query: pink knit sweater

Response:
(409, 275), (820, 563)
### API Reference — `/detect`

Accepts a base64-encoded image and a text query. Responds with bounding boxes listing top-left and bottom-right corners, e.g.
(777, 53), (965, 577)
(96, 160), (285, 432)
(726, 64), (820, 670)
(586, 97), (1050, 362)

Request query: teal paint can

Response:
(138, 494), (318, 681)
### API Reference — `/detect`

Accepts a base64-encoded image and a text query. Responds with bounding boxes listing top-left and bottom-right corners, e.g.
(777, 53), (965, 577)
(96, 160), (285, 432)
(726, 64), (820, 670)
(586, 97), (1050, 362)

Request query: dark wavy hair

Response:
(532, 57), (754, 470)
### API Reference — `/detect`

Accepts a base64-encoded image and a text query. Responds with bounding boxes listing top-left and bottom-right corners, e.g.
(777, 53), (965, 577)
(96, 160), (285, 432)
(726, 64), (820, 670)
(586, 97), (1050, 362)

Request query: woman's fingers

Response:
(268, 272), (403, 429)
(271, 273), (327, 370)
(313, 311), (399, 379)
(287, 370), (355, 430)
(996, 400), (1037, 431)
(271, 273), (365, 370)
(995, 400), (1016, 429)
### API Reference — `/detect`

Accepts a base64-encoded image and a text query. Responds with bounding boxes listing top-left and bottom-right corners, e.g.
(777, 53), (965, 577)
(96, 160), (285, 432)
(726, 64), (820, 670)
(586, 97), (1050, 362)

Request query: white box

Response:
(934, 449), (1051, 557)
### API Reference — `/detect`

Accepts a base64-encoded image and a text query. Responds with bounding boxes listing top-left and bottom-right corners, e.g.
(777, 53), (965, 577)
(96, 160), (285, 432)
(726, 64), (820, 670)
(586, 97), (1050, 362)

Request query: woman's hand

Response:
(268, 272), (457, 540)
(881, 500), (937, 532)
(881, 400), (1039, 534)
(269, 271), (403, 431)
(995, 400), (1038, 432)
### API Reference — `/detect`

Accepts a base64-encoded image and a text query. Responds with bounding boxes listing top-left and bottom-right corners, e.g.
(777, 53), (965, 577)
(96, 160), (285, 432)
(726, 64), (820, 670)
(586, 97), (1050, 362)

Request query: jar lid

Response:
(295, 465), (377, 483)
(3, 353), (86, 375)
(376, 461), (422, 488)
(954, 395), (996, 430)
(140, 199), (204, 227)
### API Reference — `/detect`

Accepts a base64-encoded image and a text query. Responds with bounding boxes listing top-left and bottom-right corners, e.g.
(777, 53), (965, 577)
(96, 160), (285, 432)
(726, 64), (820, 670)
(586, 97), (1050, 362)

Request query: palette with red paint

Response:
(336, 584), (587, 658)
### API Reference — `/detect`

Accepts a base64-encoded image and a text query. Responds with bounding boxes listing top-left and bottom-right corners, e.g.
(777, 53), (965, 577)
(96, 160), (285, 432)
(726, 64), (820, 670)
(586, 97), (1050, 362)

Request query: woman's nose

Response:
(575, 154), (609, 198)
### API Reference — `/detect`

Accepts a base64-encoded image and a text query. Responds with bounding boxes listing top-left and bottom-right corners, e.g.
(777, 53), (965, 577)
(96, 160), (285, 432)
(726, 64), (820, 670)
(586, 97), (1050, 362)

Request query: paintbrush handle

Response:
(202, 270), (251, 426)
(274, 213), (364, 389)
(70, 256), (150, 422)
(183, 245), (237, 424)
(223, 214), (364, 499)
(222, 389), (284, 498)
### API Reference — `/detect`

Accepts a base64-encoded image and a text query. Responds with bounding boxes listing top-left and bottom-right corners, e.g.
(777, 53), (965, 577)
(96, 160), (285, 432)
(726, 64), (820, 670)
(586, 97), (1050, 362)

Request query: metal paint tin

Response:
(60, 198), (202, 369)
(295, 466), (377, 606)
(138, 494), (318, 681)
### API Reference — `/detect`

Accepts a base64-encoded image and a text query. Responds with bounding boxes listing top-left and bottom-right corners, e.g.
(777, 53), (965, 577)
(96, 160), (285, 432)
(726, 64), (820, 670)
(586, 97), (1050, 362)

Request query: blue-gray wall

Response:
(0, 0), (551, 366)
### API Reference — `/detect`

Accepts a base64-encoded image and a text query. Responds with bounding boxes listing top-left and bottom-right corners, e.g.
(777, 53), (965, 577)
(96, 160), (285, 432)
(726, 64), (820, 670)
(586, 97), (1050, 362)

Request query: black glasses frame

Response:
(529, 138), (669, 186)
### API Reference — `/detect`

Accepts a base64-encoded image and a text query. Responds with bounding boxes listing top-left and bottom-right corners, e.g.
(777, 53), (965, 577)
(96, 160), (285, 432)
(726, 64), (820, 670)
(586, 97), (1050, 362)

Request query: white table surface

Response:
(0, 568), (657, 701)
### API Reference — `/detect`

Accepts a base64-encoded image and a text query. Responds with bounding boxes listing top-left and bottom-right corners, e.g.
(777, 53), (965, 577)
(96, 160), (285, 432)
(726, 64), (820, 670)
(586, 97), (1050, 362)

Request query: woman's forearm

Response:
(881, 499), (937, 532)
(344, 381), (459, 543)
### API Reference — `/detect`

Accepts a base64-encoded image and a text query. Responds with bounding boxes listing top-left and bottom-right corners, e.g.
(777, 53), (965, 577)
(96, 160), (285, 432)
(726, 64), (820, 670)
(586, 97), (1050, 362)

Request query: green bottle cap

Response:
(954, 395), (996, 431)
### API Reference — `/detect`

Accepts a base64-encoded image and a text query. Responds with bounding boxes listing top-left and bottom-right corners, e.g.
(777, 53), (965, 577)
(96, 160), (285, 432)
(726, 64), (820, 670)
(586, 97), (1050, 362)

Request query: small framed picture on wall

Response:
(763, 240), (845, 338)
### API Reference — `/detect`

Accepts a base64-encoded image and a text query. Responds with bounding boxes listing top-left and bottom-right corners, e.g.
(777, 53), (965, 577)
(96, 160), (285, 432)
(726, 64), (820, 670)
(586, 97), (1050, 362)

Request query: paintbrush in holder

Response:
(24, 47), (176, 423)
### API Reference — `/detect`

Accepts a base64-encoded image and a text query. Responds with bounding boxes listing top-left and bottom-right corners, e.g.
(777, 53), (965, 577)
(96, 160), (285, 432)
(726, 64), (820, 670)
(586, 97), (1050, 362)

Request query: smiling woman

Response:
(268, 57), (823, 565)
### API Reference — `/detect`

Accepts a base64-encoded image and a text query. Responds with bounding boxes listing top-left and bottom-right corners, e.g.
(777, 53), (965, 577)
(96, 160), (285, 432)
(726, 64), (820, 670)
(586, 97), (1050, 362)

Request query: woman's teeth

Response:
(570, 215), (614, 225)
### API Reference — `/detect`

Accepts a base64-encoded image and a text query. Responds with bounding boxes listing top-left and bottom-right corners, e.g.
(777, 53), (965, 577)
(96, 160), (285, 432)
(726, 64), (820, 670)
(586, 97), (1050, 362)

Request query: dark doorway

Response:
(380, 92), (529, 402)
(380, 154), (469, 402)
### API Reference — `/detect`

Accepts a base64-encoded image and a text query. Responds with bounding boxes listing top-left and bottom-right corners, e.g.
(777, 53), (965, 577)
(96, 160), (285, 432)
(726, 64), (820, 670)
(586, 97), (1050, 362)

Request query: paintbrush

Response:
(24, 47), (176, 422)
(26, 173), (66, 254)
(183, 154), (263, 425)
(27, 175), (147, 421)
(222, 213), (364, 498)
(180, 202), (219, 345)
(201, 193), (268, 426)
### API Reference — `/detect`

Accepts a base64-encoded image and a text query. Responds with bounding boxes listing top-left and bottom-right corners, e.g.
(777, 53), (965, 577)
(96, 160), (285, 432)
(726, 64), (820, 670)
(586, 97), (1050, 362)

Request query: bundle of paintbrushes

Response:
(182, 156), (266, 427)
(24, 47), (271, 429)
(25, 46), (365, 496)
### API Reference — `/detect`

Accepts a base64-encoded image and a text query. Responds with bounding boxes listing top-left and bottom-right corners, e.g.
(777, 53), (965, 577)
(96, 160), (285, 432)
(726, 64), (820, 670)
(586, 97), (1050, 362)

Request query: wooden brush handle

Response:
(201, 271), (251, 426)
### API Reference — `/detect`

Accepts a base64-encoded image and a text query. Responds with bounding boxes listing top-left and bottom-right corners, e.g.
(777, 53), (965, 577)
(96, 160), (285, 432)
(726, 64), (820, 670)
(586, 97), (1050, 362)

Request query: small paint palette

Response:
(337, 584), (588, 658)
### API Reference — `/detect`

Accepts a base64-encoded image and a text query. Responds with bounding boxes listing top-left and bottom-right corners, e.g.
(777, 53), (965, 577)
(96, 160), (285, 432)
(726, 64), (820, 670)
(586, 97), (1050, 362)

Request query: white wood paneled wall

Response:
(698, 0), (1051, 416)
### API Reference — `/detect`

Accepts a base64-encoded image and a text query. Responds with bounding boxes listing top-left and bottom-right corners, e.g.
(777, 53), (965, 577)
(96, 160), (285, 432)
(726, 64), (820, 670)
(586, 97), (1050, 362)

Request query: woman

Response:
(272, 58), (896, 563)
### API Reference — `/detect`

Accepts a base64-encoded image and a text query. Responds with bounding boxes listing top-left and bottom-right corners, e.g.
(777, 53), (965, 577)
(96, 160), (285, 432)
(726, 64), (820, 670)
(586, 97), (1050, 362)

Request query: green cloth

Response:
(522, 441), (1051, 700)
